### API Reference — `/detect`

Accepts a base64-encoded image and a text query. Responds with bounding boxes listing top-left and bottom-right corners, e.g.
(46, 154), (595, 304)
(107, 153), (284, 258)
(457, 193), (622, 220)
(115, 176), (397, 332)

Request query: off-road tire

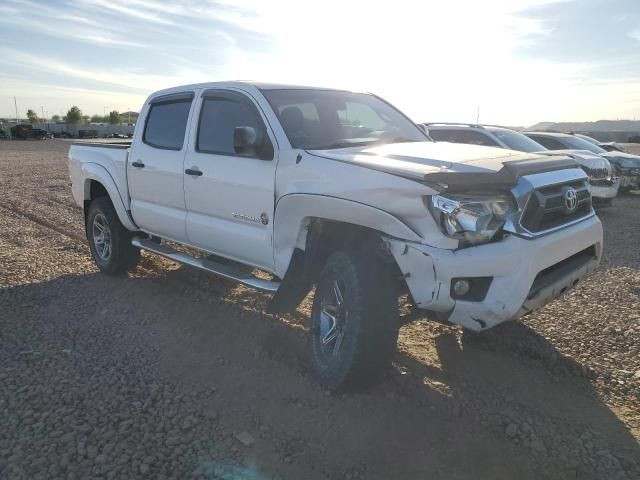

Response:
(86, 196), (140, 275)
(311, 249), (399, 391)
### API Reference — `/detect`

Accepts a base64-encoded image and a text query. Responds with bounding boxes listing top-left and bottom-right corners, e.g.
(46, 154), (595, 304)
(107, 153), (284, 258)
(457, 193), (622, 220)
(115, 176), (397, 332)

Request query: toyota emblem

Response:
(563, 187), (578, 212)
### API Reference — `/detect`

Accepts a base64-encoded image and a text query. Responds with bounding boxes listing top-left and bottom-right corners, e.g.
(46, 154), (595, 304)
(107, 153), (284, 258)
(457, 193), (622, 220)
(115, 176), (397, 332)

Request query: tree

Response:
(90, 114), (105, 123)
(109, 110), (121, 125)
(51, 114), (61, 122)
(66, 106), (82, 124)
(26, 109), (39, 124)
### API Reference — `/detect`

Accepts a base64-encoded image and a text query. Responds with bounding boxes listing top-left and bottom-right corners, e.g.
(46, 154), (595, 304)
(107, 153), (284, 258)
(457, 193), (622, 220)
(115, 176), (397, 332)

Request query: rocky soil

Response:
(1, 139), (639, 479)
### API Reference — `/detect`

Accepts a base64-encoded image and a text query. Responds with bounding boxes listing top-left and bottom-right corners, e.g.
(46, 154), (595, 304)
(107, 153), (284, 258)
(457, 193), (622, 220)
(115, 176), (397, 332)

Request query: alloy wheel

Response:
(92, 213), (112, 261)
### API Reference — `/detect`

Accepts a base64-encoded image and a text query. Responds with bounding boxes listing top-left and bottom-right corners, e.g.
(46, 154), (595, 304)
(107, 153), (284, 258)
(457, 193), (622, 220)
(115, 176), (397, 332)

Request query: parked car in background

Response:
(571, 133), (629, 153)
(10, 124), (49, 140)
(0, 128), (9, 140)
(424, 123), (619, 206)
(78, 129), (99, 139)
(525, 131), (640, 191)
(53, 131), (73, 139)
(69, 81), (602, 390)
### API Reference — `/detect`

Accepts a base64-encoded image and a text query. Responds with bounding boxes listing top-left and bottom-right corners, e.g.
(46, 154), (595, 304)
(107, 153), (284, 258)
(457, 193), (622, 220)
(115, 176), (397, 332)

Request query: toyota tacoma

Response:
(69, 82), (603, 390)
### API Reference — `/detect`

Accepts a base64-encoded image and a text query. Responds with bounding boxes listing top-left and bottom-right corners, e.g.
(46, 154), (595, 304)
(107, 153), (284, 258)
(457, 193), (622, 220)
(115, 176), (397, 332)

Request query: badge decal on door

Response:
(232, 212), (269, 225)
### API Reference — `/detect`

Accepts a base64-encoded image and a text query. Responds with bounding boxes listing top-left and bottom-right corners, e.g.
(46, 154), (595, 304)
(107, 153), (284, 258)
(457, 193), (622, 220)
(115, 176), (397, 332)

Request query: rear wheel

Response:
(311, 250), (399, 391)
(86, 196), (139, 274)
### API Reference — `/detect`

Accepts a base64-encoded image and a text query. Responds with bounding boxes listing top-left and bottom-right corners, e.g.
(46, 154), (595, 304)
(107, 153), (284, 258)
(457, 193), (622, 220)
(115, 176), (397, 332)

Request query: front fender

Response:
(81, 163), (138, 231)
(273, 193), (422, 277)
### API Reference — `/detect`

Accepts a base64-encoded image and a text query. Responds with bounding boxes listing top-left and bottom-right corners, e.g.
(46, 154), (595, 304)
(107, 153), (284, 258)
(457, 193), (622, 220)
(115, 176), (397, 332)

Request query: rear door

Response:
(128, 92), (195, 242)
(183, 89), (278, 271)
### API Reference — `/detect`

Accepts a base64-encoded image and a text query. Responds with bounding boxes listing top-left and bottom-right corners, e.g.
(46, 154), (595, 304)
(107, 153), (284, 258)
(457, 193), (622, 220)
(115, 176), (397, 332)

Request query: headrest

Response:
(280, 106), (304, 132)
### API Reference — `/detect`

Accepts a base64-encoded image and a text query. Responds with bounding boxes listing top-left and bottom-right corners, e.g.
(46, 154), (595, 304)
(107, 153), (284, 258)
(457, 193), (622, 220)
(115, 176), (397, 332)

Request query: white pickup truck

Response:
(69, 82), (603, 390)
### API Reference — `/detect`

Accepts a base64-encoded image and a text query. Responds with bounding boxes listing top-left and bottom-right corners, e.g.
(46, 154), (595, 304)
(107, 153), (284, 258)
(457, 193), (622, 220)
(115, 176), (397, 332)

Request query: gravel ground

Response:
(1, 139), (639, 479)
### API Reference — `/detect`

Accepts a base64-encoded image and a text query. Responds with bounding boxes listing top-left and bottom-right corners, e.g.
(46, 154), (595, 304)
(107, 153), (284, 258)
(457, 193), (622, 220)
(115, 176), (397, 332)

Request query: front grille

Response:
(520, 180), (592, 233)
(582, 166), (609, 180)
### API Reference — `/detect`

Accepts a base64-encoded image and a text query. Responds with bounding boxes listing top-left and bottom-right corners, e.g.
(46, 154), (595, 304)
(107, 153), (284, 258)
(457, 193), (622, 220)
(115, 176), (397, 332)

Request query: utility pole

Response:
(14, 97), (18, 123)
(40, 106), (44, 122)
(476, 105), (480, 126)
(128, 108), (131, 125)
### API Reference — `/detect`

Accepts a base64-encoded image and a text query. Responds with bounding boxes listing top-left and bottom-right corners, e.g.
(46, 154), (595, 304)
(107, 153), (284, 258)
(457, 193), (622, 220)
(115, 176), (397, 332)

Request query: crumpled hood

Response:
(600, 151), (640, 170)
(307, 141), (578, 186)
(543, 149), (608, 168)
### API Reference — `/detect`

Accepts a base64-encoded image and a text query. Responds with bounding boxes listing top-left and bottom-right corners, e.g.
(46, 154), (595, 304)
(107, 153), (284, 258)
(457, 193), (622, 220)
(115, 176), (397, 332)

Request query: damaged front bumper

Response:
(590, 178), (619, 200)
(611, 164), (640, 190)
(386, 215), (603, 332)
(618, 172), (640, 190)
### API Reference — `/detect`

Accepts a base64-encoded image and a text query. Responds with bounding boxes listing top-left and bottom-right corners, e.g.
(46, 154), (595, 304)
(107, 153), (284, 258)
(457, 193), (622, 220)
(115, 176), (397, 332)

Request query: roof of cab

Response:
(147, 81), (357, 100)
(524, 131), (571, 137)
(424, 123), (518, 133)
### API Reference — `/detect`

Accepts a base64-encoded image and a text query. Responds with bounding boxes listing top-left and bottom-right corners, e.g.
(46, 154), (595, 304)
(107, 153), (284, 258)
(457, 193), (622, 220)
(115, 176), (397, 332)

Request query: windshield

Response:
(262, 89), (428, 149)
(575, 133), (600, 145)
(557, 135), (607, 154)
(488, 128), (547, 153)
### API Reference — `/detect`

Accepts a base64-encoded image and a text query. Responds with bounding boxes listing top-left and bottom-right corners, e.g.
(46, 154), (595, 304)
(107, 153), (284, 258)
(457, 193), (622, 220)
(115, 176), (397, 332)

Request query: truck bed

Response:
(68, 142), (131, 210)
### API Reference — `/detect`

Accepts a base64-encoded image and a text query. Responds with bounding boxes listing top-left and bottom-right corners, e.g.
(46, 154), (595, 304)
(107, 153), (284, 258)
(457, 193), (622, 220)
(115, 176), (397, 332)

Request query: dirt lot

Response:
(1, 139), (639, 480)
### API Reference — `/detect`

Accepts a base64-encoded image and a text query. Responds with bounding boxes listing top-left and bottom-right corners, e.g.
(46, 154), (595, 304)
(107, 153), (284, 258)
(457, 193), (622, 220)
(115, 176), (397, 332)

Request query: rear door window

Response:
(428, 129), (457, 142)
(143, 95), (193, 150)
(453, 130), (498, 146)
(529, 135), (566, 150)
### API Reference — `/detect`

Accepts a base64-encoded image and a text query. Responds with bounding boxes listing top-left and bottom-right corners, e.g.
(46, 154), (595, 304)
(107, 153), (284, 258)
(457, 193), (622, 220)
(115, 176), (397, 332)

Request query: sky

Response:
(1, 0), (639, 126)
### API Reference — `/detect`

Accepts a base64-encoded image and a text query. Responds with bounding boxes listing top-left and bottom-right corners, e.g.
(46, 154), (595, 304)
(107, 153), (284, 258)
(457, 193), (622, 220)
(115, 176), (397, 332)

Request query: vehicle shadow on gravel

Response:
(116, 261), (640, 480)
(2, 271), (639, 479)
(392, 324), (640, 478)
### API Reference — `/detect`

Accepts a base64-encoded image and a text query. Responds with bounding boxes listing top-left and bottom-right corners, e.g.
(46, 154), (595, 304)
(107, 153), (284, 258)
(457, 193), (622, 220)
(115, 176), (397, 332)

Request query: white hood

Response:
(308, 141), (577, 185)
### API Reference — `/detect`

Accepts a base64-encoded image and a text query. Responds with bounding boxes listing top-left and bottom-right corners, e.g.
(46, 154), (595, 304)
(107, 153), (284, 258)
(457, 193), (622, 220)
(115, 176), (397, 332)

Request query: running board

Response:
(131, 237), (280, 292)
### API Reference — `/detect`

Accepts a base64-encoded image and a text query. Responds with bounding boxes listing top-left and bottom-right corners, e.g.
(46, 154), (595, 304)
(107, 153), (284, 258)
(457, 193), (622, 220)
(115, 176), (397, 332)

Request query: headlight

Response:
(428, 193), (516, 246)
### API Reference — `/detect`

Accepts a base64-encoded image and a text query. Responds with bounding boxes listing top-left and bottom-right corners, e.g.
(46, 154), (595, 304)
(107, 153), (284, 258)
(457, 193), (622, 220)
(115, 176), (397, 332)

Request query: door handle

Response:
(185, 168), (203, 176)
(131, 160), (145, 168)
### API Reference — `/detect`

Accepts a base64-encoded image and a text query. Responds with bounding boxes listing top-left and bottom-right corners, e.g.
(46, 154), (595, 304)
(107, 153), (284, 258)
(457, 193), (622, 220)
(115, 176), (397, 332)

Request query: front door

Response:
(128, 92), (194, 242)
(183, 89), (278, 271)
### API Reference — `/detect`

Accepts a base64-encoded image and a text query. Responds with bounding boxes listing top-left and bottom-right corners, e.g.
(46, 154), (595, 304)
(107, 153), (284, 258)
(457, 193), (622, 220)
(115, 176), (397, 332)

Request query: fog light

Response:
(452, 279), (471, 297)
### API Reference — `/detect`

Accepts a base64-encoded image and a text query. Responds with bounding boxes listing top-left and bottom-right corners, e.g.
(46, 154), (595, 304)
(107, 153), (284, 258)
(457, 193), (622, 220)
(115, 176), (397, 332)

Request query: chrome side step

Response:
(131, 237), (280, 292)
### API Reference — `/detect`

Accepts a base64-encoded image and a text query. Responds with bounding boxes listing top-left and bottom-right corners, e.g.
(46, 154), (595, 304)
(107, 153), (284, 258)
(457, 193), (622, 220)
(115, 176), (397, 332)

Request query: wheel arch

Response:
(268, 194), (418, 314)
(81, 163), (137, 231)
(273, 194), (421, 278)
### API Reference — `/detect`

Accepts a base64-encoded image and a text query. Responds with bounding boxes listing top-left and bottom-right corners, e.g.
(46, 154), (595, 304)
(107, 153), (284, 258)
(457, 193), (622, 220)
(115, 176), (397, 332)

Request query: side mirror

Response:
(234, 126), (265, 157)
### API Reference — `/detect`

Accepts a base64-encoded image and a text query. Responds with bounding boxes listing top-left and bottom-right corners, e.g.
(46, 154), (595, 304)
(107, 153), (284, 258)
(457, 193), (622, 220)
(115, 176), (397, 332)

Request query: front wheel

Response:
(311, 250), (399, 391)
(86, 196), (140, 275)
